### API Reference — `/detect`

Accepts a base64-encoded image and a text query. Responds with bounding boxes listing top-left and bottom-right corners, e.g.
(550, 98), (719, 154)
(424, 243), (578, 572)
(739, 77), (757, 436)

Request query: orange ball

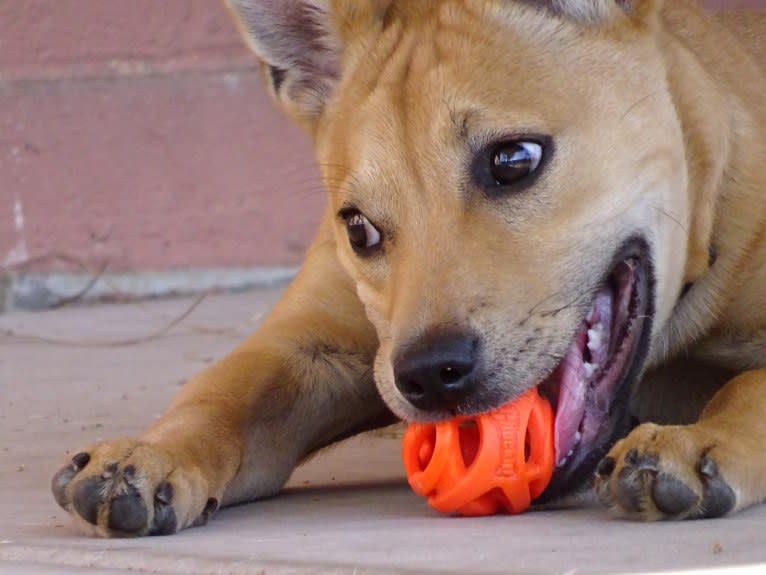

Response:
(402, 387), (555, 516)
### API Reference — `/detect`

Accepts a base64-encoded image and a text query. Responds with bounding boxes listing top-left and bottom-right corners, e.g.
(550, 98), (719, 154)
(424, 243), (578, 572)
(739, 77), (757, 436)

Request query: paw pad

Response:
(596, 430), (737, 521)
(52, 441), (216, 537)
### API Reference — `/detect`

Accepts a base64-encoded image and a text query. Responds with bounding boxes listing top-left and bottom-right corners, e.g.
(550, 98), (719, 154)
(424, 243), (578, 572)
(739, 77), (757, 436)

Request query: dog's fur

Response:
(52, 0), (766, 536)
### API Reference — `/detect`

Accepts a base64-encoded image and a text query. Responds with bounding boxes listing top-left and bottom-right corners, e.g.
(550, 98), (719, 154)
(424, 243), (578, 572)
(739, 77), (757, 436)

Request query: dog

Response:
(51, 0), (766, 536)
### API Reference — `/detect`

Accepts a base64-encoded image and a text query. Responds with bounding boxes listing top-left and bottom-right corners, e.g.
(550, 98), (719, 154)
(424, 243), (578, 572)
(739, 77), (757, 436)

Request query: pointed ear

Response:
(544, 0), (663, 24)
(224, 0), (343, 129)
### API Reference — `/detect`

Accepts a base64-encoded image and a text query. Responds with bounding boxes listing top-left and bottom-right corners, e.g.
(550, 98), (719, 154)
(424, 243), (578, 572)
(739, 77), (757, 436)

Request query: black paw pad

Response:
(73, 477), (105, 525)
(150, 481), (177, 536)
(697, 457), (736, 518)
(51, 468), (77, 508)
(107, 485), (148, 533)
(652, 473), (699, 516)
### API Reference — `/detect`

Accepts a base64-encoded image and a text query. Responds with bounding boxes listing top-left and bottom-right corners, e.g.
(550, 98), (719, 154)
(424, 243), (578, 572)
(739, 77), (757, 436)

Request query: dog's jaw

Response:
(538, 239), (655, 501)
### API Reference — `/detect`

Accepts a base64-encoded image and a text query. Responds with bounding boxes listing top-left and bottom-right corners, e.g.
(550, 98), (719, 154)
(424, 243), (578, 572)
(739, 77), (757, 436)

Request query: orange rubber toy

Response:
(402, 387), (555, 516)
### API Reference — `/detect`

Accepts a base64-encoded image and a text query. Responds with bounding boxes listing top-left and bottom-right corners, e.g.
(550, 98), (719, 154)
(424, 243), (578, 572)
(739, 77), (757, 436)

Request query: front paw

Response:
(594, 423), (736, 521)
(52, 438), (218, 537)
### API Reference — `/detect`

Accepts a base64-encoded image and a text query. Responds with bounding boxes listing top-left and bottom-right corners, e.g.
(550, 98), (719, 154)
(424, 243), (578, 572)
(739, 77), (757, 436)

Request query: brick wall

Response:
(1, 0), (322, 277)
(1, 1), (764, 278)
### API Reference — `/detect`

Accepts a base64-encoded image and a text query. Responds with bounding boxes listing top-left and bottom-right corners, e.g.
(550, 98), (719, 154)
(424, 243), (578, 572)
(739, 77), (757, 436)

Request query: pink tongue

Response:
(553, 328), (587, 464)
(552, 286), (614, 465)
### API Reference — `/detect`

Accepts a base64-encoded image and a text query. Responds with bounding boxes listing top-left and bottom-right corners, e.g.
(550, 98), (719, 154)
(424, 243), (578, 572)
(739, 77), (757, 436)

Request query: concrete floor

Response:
(2, 289), (766, 575)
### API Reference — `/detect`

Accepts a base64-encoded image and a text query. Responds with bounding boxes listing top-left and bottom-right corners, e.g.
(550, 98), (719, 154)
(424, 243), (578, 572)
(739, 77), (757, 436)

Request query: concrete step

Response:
(2, 290), (766, 573)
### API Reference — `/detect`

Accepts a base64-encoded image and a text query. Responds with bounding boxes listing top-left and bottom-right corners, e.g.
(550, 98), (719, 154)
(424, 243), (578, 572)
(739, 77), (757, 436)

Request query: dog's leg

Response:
(595, 369), (766, 520)
(51, 217), (391, 537)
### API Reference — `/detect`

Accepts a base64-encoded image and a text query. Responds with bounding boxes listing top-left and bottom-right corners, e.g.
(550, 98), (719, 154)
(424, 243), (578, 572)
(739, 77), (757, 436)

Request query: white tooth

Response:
(567, 449), (574, 458)
(558, 457), (568, 468)
(583, 363), (596, 379)
(587, 334), (599, 351)
(587, 324), (606, 351)
(575, 431), (582, 443)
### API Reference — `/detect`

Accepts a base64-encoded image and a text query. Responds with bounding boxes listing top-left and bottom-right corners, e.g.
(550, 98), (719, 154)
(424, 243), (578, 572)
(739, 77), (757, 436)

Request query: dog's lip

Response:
(536, 241), (651, 499)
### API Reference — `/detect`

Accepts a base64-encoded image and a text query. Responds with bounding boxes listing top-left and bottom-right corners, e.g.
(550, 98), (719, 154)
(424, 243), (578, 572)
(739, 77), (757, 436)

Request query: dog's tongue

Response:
(552, 329), (587, 465)
(551, 288), (613, 466)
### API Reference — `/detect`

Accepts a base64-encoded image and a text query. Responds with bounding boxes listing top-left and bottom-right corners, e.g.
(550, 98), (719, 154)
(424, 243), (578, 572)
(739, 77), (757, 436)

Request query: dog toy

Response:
(402, 387), (555, 516)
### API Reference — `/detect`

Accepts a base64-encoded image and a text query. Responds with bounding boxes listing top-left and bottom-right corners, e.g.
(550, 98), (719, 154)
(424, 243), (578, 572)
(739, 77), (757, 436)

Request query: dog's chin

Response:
(536, 237), (654, 503)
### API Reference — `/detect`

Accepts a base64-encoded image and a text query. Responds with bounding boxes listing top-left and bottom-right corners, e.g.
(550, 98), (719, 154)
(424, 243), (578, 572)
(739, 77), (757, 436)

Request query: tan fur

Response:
(52, 0), (766, 534)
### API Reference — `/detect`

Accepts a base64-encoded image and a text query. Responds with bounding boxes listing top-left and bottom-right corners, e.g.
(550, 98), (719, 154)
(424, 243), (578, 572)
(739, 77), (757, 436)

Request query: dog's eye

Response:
(490, 141), (543, 187)
(341, 210), (382, 255)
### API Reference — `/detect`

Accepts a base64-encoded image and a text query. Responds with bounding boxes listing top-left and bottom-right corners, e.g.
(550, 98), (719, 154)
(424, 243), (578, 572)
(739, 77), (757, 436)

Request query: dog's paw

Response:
(594, 423), (736, 521)
(51, 438), (218, 537)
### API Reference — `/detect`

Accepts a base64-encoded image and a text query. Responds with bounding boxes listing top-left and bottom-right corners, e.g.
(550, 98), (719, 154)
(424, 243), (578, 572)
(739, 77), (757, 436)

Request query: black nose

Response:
(394, 332), (479, 411)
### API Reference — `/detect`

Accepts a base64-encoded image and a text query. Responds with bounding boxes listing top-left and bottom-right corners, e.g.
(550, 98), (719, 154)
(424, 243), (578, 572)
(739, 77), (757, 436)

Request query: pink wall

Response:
(1, 0), (322, 273)
(1, 0), (764, 273)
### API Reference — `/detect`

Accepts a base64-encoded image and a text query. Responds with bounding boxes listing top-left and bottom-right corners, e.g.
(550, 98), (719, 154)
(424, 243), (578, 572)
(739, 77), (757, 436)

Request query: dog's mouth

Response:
(537, 239), (653, 501)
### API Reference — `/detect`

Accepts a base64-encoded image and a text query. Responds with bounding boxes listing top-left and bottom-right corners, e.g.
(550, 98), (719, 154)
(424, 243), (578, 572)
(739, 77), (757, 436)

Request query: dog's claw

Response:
(72, 452), (91, 470)
(596, 456), (616, 477)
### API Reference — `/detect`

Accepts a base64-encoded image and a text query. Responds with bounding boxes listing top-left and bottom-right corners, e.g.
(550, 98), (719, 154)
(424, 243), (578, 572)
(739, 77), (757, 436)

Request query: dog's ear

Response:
(541, 0), (663, 24)
(225, 0), (392, 130)
(224, 0), (345, 130)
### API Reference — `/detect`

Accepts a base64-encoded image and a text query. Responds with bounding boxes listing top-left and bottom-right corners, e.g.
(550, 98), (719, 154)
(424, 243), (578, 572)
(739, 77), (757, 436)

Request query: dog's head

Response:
(227, 0), (699, 498)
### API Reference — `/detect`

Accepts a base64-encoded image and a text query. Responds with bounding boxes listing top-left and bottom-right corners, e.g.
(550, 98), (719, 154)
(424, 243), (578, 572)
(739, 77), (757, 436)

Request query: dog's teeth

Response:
(587, 324), (606, 352)
(557, 457), (568, 468)
(567, 449), (574, 458)
(583, 362), (599, 379)
(574, 431), (582, 443)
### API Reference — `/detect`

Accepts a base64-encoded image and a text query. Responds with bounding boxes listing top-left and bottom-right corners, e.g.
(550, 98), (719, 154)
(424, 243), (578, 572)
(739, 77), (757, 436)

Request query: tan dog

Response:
(52, 0), (766, 536)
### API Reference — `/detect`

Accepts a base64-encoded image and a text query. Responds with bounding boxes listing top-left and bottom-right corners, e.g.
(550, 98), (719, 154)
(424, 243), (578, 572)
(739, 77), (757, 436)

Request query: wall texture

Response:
(1, 1), (764, 284)
(1, 0), (322, 279)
